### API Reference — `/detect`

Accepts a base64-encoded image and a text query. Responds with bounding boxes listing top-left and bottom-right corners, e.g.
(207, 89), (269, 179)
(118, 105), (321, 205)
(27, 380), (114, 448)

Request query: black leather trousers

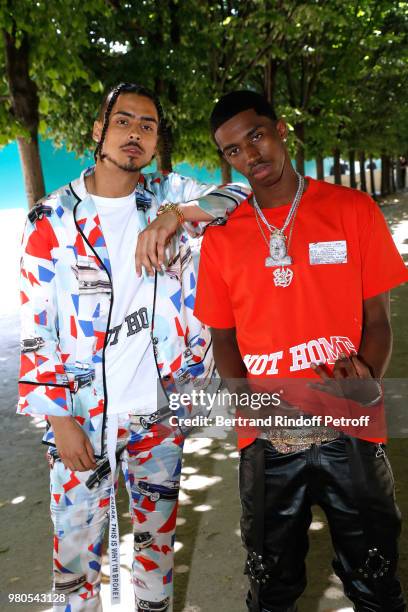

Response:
(239, 437), (406, 612)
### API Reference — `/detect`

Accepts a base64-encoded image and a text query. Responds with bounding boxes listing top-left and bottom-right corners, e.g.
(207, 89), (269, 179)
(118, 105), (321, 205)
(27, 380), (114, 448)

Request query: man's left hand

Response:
(310, 353), (382, 406)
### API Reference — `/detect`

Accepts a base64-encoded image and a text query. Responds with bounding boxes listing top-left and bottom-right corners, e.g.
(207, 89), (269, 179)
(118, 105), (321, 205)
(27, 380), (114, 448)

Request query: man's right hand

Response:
(135, 211), (179, 277)
(48, 416), (97, 472)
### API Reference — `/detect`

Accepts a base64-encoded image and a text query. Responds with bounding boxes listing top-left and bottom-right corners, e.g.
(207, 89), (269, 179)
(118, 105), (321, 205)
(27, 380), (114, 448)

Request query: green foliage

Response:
(1, 0), (407, 169)
(0, 0), (110, 150)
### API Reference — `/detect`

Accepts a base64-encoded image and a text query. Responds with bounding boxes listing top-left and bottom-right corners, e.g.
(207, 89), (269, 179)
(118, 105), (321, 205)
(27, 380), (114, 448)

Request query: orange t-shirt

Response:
(194, 178), (408, 449)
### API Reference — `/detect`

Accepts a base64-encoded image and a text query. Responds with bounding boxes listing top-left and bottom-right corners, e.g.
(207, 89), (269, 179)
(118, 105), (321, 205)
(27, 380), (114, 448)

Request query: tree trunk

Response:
(358, 151), (367, 192)
(3, 26), (45, 208)
(156, 122), (173, 173)
(264, 58), (278, 112)
(220, 156), (232, 183)
(390, 159), (396, 193)
(396, 158), (403, 189)
(396, 157), (407, 190)
(380, 153), (390, 197)
(315, 155), (324, 180)
(349, 150), (357, 189)
(17, 136), (46, 206)
(332, 148), (342, 185)
(369, 156), (376, 199)
(161, 0), (179, 173)
(294, 123), (305, 175)
(153, 70), (174, 173)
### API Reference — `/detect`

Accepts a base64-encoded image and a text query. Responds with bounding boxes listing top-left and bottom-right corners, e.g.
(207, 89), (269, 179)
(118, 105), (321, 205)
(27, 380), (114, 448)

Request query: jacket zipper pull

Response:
(375, 444), (385, 458)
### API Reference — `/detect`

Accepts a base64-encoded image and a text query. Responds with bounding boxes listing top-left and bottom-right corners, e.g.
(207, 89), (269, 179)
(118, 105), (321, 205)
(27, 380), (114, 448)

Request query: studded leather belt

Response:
(262, 426), (340, 454)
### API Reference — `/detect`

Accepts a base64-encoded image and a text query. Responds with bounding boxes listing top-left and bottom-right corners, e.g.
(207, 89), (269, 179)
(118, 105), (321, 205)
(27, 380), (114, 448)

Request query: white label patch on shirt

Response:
(309, 240), (347, 265)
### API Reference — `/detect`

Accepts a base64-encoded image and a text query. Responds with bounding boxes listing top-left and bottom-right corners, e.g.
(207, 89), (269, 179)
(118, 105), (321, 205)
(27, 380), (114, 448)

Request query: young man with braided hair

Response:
(18, 82), (248, 611)
(194, 90), (408, 612)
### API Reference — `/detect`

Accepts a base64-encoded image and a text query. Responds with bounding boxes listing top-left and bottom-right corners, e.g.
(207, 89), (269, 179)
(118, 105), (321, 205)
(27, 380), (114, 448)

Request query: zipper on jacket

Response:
(375, 444), (385, 458)
(185, 338), (213, 368)
(151, 270), (170, 404)
(72, 188), (114, 456)
(18, 380), (70, 389)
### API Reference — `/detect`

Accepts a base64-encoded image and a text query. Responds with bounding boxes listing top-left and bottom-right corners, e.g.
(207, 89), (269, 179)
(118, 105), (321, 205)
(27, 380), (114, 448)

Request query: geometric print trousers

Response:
(49, 413), (183, 612)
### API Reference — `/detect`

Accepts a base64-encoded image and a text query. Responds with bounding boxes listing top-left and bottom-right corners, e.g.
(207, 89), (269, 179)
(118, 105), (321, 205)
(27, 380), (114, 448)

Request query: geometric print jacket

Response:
(18, 166), (248, 456)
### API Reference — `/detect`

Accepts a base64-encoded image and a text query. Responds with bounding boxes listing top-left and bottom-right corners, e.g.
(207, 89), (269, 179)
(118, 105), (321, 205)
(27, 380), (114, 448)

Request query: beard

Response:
(100, 151), (141, 173)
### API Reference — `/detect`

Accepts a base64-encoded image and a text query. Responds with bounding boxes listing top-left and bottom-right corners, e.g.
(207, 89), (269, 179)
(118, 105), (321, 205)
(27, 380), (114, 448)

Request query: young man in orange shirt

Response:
(194, 91), (408, 612)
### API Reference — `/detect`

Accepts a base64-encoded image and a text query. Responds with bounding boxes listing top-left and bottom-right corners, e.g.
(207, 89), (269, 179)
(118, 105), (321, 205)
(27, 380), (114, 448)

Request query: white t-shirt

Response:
(93, 192), (158, 415)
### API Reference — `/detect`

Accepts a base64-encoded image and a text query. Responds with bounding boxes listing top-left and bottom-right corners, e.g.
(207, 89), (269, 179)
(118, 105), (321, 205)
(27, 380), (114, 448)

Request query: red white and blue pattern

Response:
(18, 167), (248, 456)
(19, 167), (248, 610)
(50, 415), (183, 611)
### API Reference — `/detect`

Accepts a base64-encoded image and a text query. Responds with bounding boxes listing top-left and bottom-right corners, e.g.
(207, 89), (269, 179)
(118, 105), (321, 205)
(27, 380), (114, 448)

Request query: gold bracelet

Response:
(157, 202), (185, 225)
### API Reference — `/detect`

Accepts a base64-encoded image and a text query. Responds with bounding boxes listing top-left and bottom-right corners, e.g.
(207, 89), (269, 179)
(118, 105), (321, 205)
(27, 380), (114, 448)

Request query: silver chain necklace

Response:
(252, 172), (304, 288)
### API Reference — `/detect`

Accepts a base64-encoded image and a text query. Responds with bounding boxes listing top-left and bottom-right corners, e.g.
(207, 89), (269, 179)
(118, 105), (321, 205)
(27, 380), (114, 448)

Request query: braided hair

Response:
(94, 82), (167, 162)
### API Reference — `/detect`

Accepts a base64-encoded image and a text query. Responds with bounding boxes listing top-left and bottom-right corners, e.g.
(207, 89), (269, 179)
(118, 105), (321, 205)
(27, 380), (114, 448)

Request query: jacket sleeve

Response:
(17, 210), (72, 418)
(165, 173), (250, 238)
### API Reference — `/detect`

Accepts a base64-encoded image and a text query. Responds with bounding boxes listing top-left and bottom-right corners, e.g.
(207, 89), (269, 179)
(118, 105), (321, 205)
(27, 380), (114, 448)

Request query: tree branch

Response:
(226, 28), (284, 87)
(284, 48), (297, 108)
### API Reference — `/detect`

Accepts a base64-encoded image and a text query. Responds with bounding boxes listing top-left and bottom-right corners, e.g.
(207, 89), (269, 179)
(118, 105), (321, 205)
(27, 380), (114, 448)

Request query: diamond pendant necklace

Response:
(252, 172), (304, 288)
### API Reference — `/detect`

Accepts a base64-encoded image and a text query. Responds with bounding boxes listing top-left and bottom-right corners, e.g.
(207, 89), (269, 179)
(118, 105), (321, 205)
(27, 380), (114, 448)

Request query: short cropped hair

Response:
(210, 90), (277, 138)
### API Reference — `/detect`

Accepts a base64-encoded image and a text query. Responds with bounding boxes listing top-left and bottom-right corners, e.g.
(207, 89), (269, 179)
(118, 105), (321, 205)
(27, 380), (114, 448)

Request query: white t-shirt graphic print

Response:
(93, 192), (157, 415)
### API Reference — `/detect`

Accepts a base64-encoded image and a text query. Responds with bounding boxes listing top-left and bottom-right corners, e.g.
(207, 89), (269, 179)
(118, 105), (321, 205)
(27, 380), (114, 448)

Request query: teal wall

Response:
(1, 139), (336, 210)
(0, 140), (94, 210)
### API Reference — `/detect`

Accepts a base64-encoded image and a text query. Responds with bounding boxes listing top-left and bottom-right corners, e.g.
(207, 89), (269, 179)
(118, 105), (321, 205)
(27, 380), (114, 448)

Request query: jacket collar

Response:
(69, 166), (155, 274)
(71, 166), (153, 222)
(71, 165), (151, 203)
(69, 167), (111, 273)
(70, 166), (92, 201)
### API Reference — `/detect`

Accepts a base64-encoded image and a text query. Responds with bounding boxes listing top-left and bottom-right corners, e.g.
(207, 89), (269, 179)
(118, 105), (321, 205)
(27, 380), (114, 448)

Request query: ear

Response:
(275, 119), (288, 142)
(217, 148), (227, 161)
(151, 141), (158, 161)
(93, 120), (102, 143)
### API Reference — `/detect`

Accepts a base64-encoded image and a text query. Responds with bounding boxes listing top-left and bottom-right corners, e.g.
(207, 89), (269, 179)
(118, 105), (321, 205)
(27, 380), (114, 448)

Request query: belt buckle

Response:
(266, 427), (339, 454)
